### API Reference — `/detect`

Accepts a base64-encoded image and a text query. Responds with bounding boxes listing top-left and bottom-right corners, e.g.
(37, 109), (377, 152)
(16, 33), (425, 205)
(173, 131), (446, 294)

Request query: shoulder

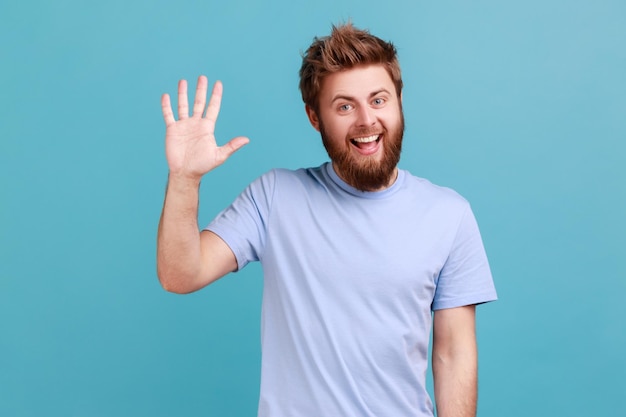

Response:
(400, 170), (470, 210)
(242, 165), (326, 203)
(258, 164), (329, 190)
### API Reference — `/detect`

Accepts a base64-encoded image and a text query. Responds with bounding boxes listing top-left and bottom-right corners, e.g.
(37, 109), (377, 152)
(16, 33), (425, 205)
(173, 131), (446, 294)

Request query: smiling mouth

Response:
(350, 134), (381, 151)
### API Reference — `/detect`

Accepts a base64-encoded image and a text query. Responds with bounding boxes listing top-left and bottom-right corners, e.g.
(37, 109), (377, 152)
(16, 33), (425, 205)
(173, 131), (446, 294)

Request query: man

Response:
(157, 23), (496, 417)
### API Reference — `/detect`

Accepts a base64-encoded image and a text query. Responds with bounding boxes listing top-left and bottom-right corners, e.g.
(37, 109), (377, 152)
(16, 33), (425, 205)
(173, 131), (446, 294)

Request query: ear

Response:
(305, 104), (321, 132)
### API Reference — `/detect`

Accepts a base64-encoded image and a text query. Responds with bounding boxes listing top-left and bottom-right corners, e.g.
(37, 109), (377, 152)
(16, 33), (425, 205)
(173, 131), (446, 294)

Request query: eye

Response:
(338, 103), (353, 112)
(372, 97), (386, 106)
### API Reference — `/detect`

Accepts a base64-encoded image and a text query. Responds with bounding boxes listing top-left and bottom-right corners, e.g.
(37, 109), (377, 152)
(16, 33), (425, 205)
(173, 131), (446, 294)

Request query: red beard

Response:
(320, 111), (404, 192)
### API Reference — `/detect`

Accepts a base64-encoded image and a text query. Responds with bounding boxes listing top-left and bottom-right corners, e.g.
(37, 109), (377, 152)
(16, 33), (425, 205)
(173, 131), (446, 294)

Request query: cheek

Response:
(322, 118), (352, 139)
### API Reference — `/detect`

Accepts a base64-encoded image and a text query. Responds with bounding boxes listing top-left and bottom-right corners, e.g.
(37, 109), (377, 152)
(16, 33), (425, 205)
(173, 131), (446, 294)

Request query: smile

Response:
(350, 134), (382, 154)
(351, 134), (380, 144)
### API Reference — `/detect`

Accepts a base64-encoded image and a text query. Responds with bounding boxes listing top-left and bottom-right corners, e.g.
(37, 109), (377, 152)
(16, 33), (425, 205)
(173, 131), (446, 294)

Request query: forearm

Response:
(432, 305), (478, 417)
(157, 174), (204, 293)
(432, 340), (477, 417)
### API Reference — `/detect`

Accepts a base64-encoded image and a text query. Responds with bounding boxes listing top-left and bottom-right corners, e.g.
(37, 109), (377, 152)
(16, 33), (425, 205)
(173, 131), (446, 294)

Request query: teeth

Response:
(352, 135), (379, 143)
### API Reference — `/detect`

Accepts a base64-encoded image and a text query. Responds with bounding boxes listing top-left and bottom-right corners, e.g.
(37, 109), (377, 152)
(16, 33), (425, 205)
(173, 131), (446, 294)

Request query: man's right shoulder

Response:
(257, 164), (327, 186)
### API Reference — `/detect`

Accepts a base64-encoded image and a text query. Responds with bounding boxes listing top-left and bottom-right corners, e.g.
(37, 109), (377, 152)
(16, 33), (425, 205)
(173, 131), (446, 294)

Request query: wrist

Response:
(167, 172), (202, 191)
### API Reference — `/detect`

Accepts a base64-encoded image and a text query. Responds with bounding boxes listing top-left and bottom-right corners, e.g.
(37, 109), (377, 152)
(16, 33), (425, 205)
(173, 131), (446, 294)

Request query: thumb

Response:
(218, 136), (250, 161)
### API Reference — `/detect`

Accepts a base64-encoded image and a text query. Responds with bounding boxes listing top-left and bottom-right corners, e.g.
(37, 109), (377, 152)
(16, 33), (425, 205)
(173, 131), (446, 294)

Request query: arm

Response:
(432, 305), (478, 417)
(157, 76), (249, 293)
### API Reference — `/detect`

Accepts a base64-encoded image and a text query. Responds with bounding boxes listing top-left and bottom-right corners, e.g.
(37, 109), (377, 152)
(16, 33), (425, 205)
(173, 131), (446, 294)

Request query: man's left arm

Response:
(432, 305), (477, 417)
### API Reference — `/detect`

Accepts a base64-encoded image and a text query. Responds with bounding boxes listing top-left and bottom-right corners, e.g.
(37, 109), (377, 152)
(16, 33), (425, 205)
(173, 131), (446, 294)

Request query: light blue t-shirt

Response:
(207, 162), (497, 417)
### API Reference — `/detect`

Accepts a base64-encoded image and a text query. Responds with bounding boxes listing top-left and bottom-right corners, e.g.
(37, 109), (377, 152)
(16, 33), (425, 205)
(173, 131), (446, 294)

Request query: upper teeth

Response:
(352, 135), (379, 143)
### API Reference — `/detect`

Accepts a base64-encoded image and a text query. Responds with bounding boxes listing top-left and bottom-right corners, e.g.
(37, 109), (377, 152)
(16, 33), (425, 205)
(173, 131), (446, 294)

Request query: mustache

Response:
(348, 128), (383, 138)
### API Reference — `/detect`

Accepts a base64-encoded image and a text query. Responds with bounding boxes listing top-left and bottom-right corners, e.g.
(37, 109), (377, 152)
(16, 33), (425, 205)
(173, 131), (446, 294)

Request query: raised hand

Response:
(161, 75), (249, 180)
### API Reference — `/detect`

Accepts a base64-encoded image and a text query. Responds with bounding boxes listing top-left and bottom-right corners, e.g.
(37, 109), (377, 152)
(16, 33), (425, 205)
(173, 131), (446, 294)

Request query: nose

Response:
(355, 106), (375, 127)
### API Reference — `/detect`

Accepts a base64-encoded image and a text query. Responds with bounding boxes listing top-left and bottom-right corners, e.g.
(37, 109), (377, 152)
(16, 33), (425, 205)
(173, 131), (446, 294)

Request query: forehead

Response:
(319, 65), (395, 101)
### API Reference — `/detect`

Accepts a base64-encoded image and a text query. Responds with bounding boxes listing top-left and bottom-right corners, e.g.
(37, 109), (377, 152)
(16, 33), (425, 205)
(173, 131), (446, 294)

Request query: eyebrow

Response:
(330, 88), (392, 103)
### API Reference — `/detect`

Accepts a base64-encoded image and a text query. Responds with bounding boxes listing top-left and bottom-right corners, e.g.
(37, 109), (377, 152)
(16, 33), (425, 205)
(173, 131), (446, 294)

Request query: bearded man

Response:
(157, 23), (497, 417)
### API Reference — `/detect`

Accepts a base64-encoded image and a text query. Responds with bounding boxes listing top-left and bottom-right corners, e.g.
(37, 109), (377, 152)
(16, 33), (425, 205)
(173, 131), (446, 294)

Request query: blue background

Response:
(1, 0), (624, 416)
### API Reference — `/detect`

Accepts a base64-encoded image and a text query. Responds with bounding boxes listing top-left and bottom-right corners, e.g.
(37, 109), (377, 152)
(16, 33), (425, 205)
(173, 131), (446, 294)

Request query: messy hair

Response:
(299, 22), (403, 112)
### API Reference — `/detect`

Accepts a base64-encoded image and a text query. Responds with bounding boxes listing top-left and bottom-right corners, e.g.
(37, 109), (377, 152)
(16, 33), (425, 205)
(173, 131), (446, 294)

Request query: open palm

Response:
(161, 76), (249, 180)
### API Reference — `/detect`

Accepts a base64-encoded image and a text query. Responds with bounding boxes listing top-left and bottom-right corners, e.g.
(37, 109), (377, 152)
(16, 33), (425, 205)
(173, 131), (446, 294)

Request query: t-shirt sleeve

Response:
(204, 170), (276, 271)
(431, 204), (497, 310)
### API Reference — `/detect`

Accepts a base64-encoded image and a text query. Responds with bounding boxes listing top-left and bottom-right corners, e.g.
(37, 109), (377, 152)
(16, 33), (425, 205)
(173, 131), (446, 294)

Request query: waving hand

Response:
(161, 75), (249, 180)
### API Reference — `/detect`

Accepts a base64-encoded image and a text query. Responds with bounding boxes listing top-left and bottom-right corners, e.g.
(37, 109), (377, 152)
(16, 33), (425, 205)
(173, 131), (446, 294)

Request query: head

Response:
(299, 23), (403, 113)
(299, 23), (405, 191)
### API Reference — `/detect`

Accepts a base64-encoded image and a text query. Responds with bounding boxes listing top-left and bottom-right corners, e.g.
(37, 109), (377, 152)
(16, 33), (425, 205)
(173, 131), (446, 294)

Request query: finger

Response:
(177, 79), (189, 119)
(217, 136), (250, 163)
(161, 93), (175, 125)
(192, 75), (208, 117)
(204, 80), (223, 125)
